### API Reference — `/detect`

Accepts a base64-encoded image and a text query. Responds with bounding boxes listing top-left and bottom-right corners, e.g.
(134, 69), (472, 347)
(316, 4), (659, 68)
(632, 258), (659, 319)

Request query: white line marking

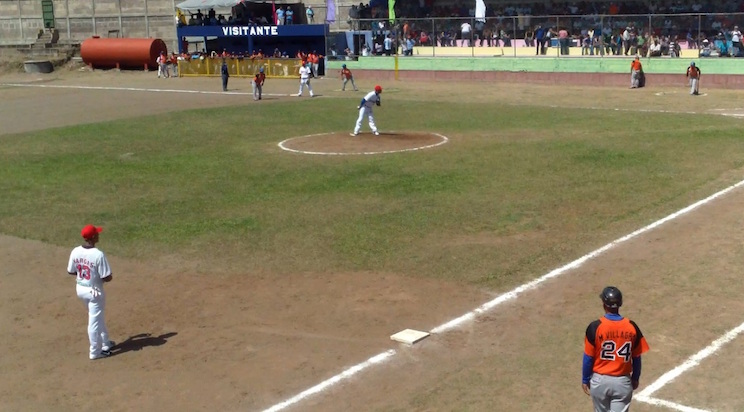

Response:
(277, 132), (449, 156)
(261, 177), (744, 411)
(636, 396), (712, 412)
(0, 83), (732, 117)
(637, 320), (744, 398)
(0, 82), (288, 97)
(261, 350), (396, 412)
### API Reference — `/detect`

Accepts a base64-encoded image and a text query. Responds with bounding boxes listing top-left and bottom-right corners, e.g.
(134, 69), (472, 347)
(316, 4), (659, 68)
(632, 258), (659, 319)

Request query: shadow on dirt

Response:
(111, 332), (178, 356)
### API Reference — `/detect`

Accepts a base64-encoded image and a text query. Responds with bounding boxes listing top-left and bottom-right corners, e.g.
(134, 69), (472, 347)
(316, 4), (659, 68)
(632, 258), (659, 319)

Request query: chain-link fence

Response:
(343, 13), (744, 58)
(4, 2), (742, 60)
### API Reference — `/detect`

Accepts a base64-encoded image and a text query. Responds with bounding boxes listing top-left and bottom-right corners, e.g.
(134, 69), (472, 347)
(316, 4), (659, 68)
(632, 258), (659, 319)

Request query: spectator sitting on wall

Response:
(647, 38), (662, 56)
(306, 6), (314, 23)
(700, 39), (712, 57)
(273, 48), (281, 58)
(218, 15), (227, 25)
(362, 44), (370, 56)
(405, 36), (414, 55)
(420, 30), (430, 46)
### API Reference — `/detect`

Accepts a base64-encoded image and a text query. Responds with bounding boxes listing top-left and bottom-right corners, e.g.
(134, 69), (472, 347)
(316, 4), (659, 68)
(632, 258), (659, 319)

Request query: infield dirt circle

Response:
(278, 131), (449, 155)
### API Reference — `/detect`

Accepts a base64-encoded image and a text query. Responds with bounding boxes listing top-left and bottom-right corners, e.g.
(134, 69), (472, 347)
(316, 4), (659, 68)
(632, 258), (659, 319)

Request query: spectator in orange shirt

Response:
(340, 64), (358, 91)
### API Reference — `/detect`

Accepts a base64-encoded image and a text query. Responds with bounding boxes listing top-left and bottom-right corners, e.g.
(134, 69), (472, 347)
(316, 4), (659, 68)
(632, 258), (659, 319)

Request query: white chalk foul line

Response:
(261, 350), (396, 412)
(260, 178), (744, 411)
(0, 83), (288, 97)
(636, 396), (712, 412)
(637, 319), (744, 399)
(277, 132), (449, 156)
(435, 177), (744, 334)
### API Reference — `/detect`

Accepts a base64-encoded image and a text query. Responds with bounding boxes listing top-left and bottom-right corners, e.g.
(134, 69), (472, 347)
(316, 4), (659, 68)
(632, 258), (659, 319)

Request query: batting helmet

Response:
(600, 286), (623, 308)
(342, 64), (347, 68)
(259, 67), (264, 73)
(374, 85), (382, 93)
(690, 62), (695, 67)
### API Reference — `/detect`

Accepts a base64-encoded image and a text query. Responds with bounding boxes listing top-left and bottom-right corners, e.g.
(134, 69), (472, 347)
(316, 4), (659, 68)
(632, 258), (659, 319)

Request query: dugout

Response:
(176, 0), (327, 58)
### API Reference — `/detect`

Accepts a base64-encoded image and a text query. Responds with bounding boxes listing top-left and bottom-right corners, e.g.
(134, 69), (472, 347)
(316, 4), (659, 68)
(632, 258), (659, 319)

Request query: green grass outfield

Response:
(2, 95), (744, 287)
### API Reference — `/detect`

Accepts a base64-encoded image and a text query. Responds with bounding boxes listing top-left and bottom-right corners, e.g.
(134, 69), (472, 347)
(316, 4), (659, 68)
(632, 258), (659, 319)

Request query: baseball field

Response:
(1, 68), (744, 412)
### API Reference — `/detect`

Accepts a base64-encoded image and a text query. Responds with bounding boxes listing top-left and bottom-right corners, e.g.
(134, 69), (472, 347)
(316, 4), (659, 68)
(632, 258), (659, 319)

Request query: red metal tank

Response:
(81, 37), (167, 69)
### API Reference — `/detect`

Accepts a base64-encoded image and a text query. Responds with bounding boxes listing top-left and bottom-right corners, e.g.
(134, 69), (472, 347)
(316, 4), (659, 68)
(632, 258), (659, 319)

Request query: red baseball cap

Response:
(81, 224), (103, 239)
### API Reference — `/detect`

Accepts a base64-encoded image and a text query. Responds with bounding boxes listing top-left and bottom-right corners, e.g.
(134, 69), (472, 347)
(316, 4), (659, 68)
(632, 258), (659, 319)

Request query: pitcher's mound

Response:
(278, 132), (449, 155)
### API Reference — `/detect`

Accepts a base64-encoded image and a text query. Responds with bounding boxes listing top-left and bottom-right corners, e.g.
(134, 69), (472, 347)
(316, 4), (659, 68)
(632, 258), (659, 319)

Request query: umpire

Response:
(220, 59), (229, 92)
(582, 286), (650, 412)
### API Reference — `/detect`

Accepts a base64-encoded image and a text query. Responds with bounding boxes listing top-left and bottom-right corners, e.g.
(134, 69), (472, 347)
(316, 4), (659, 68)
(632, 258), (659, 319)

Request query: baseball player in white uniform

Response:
(351, 85), (382, 136)
(67, 224), (115, 360)
(296, 62), (314, 97)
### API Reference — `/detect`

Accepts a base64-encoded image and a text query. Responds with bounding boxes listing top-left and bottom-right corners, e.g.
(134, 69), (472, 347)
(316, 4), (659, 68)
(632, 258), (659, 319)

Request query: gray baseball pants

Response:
(590, 374), (633, 412)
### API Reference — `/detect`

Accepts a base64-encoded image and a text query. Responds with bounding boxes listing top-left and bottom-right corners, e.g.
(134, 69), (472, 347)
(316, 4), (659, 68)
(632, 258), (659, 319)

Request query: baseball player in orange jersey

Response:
(67, 225), (115, 360)
(340, 64), (358, 91)
(253, 67), (266, 100)
(583, 286), (650, 412)
(686, 62), (701, 95)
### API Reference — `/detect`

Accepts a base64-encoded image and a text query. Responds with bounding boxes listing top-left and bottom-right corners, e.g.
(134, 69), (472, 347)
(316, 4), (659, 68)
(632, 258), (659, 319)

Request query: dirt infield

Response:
(2, 70), (744, 412)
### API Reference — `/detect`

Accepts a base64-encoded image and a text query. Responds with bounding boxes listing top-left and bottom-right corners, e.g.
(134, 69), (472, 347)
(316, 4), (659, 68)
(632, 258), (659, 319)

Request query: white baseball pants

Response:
(589, 374), (633, 412)
(76, 284), (110, 359)
(690, 78), (699, 94)
(298, 78), (313, 96)
(354, 106), (377, 134)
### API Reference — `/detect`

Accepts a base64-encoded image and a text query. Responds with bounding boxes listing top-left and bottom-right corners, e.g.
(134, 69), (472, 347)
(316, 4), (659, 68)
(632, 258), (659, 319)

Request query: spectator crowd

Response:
(345, 0), (744, 58)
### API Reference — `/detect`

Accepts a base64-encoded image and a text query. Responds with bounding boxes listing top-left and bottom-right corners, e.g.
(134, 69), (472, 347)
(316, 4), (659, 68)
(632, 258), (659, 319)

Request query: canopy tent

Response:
(176, 0), (240, 12)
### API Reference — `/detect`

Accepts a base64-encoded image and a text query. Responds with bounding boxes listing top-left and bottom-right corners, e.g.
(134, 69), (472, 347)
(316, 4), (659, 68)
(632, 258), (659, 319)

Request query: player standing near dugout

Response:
(67, 225), (115, 360)
(351, 85), (382, 136)
(252, 67), (266, 100)
(582, 286), (650, 412)
(340, 64), (358, 91)
(686, 61), (701, 95)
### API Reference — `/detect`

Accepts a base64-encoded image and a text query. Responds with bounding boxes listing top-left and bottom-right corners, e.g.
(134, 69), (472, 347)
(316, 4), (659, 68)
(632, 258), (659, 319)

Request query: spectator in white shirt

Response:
(460, 22), (472, 46)
(731, 26), (742, 56)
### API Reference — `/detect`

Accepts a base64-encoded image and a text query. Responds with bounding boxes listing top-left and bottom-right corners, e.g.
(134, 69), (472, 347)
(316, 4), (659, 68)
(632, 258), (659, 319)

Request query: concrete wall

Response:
(0, 0), (176, 48)
(327, 55), (744, 75)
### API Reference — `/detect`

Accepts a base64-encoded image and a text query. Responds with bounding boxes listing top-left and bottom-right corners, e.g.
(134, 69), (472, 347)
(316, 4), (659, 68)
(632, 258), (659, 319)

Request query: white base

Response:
(390, 329), (430, 345)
